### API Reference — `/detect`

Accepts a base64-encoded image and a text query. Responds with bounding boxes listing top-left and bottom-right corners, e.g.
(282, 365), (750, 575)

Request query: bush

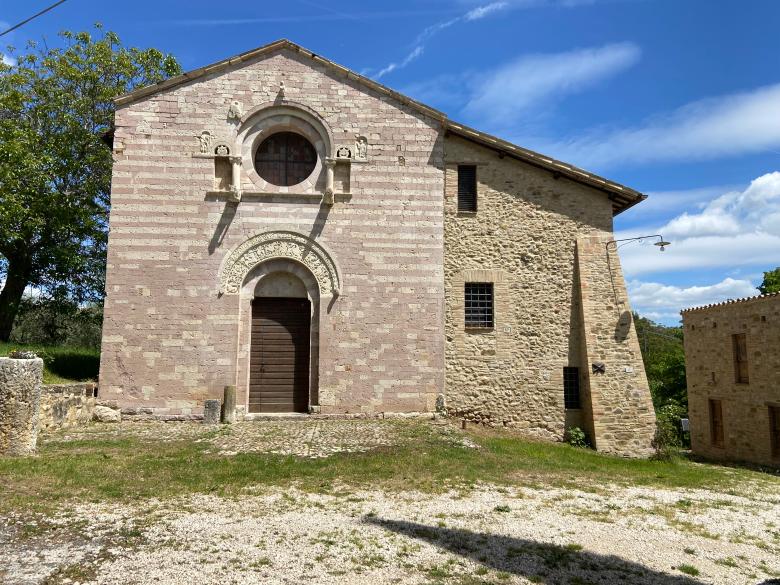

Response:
(653, 402), (689, 459)
(565, 426), (590, 448)
(10, 299), (102, 349)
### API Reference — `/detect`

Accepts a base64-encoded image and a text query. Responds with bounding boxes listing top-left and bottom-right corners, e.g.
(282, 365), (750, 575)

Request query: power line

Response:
(0, 0), (68, 38)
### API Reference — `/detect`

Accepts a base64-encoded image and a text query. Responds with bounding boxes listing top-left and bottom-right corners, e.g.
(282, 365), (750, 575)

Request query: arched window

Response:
(254, 132), (317, 187)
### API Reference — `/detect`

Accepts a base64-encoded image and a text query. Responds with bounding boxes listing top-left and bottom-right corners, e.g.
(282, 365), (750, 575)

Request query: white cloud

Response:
(375, 46), (424, 80)
(1, 20), (14, 67)
(372, 2), (510, 80)
(617, 184), (741, 223)
(465, 2), (509, 20)
(463, 43), (640, 125)
(627, 277), (758, 323)
(617, 172), (780, 277)
(549, 83), (780, 169)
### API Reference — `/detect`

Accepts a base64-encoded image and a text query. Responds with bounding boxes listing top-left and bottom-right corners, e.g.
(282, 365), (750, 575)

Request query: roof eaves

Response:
(681, 291), (780, 314)
(444, 120), (647, 215)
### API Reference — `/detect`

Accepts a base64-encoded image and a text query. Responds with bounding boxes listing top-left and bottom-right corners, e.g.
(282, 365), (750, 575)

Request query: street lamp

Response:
(606, 234), (671, 252)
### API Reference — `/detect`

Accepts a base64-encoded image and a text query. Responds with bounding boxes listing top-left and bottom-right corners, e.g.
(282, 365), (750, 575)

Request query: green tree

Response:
(0, 27), (180, 341)
(634, 313), (687, 409)
(758, 267), (780, 295)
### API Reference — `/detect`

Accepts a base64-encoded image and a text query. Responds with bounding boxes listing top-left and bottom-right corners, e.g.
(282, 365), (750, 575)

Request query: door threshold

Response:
(243, 412), (310, 421)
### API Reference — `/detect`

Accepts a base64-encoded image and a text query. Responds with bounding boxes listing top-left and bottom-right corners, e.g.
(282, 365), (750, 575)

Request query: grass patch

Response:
(0, 342), (99, 383)
(677, 564), (700, 576)
(0, 422), (778, 514)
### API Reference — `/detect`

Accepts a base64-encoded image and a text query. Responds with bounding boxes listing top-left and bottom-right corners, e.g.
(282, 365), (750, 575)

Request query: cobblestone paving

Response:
(42, 418), (475, 458)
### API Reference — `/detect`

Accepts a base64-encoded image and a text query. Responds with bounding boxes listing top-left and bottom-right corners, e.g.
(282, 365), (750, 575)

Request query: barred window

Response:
(563, 367), (580, 410)
(457, 165), (477, 212)
(464, 282), (493, 328)
(254, 131), (317, 187)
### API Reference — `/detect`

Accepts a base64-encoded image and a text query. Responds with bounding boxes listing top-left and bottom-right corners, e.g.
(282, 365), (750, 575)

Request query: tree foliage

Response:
(758, 267), (780, 295)
(0, 26), (180, 340)
(634, 313), (687, 409)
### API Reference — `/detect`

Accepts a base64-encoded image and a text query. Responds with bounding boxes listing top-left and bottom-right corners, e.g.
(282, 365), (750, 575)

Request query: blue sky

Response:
(3, 0), (779, 324)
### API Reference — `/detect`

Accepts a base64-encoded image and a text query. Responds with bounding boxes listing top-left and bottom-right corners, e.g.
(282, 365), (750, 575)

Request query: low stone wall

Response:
(39, 383), (97, 433)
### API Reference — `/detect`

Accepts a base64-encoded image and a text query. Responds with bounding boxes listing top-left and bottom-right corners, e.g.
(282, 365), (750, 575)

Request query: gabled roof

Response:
(116, 39), (646, 215)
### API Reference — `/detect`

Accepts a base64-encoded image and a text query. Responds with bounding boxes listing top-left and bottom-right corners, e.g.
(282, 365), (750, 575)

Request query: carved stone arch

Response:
(238, 99), (335, 156)
(219, 230), (341, 297)
(236, 102), (335, 193)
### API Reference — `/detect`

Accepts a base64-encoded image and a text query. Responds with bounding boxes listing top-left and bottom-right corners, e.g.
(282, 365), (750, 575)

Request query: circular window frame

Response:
(239, 105), (331, 194)
(253, 131), (318, 188)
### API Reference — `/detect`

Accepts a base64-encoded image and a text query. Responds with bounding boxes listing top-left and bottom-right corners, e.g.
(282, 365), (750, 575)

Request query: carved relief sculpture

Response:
(336, 146), (352, 159)
(198, 131), (213, 153)
(136, 119), (152, 135)
(219, 231), (340, 296)
(355, 136), (368, 160)
(227, 100), (243, 121)
(215, 143), (230, 156)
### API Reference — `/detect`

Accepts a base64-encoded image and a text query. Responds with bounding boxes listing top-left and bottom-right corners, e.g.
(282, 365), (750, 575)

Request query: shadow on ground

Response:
(364, 517), (705, 584)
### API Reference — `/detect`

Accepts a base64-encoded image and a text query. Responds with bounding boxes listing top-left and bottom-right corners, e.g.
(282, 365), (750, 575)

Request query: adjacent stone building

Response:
(682, 293), (780, 467)
(100, 40), (656, 456)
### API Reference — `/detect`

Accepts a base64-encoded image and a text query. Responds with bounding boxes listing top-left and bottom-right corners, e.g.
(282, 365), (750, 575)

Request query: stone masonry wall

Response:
(443, 134), (616, 442)
(682, 294), (780, 467)
(100, 47), (445, 417)
(575, 235), (656, 457)
(38, 383), (97, 433)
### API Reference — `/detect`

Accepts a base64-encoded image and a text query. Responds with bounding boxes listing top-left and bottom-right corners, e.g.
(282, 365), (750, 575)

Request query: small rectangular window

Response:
(457, 165), (477, 212)
(709, 399), (724, 448)
(563, 367), (580, 410)
(770, 406), (780, 458)
(732, 333), (749, 384)
(464, 282), (493, 328)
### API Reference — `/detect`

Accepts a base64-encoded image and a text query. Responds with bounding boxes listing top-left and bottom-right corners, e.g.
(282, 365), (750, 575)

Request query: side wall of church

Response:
(443, 134), (629, 443)
(99, 48), (445, 417)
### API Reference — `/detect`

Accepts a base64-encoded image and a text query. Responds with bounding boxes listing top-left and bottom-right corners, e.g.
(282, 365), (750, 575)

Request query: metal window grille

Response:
(457, 165), (477, 212)
(464, 282), (493, 328)
(254, 131), (317, 187)
(732, 333), (749, 384)
(563, 367), (580, 410)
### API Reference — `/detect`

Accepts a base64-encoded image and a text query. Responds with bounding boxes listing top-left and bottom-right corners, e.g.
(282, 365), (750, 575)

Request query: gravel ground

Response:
(3, 482), (779, 585)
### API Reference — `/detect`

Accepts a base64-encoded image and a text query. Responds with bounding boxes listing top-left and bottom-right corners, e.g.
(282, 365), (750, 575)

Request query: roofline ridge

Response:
(680, 290), (779, 313)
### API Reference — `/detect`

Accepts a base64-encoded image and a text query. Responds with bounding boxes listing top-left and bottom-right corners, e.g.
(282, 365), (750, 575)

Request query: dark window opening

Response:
(563, 367), (580, 410)
(457, 165), (477, 212)
(254, 131), (317, 187)
(770, 406), (780, 458)
(732, 333), (749, 384)
(464, 282), (493, 328)
(709, 399), (724, 448)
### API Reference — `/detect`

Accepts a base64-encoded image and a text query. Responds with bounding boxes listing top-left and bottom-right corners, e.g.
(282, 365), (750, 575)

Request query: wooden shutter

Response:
(709, 399), (724, 447)
(732, 333), (749, 384)
(770, 406), (780, 457)
(457, 165), (477, 212)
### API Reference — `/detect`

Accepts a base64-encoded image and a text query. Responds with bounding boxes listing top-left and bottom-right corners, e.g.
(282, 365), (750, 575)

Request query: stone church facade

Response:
(100, 40), (656, 456)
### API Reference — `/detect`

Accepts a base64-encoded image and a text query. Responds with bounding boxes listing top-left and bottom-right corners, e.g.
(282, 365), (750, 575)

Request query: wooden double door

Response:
(249, 298), (311, 413)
